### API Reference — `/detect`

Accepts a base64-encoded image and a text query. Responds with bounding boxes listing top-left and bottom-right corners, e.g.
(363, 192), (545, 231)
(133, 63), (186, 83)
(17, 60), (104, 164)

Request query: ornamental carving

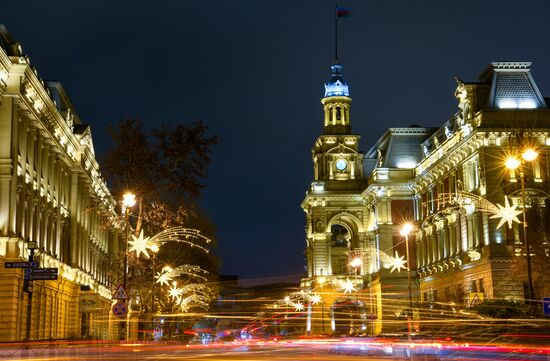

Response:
(23, 82), (45, 114)
(315, 220), (325, 233)
(0, 65), (8, 90)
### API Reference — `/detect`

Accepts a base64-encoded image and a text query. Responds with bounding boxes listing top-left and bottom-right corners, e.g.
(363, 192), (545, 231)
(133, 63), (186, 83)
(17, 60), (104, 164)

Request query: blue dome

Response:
(324, 63), (350, 97)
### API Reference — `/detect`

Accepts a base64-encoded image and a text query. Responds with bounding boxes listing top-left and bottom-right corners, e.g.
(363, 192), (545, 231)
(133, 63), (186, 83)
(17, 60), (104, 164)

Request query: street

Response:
(1, 338), (550, 361)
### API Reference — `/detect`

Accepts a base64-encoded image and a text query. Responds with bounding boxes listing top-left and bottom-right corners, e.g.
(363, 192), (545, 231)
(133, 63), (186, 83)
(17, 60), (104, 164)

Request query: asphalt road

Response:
(1, 340), (549, 361)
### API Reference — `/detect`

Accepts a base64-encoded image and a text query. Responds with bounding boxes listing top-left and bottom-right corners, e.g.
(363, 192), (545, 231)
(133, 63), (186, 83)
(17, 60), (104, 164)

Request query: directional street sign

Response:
(4, 261), (38, 268)
(24, 268), (58, 280)
(543, 298), (550, 317)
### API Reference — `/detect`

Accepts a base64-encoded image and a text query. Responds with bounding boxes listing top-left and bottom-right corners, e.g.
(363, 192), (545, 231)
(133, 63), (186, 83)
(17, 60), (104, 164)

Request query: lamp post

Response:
(400, 223), (414, 340)
(122, 193), (136, 290)
(504, 148), (538, 303)
(121, 192), (136, 341)
(317, 276), (326, 333)
(150, 243), (159, 341)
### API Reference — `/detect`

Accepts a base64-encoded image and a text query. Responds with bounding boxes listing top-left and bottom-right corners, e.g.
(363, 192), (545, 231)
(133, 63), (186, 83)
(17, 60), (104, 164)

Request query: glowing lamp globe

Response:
(400, 223), (414, 237)
(350, 257), (362, 268)
(521, 149), (538, 162)
(505, 157), (521, 170)
(122, 192), (136, 207)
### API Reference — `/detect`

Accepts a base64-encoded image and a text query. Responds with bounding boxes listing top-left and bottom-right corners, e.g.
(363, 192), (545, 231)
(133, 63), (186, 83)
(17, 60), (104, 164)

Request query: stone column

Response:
(69, 170), (79, 267)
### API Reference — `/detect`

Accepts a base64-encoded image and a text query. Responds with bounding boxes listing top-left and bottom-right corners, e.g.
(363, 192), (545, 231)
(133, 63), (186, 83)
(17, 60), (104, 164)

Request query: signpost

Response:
(3, 242), (60, 341)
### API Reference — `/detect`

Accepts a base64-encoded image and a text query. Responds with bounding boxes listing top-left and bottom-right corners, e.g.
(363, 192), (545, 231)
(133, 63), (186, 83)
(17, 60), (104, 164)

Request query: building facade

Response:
(0, 28), (118, 341)
(302, 61), (550, 335)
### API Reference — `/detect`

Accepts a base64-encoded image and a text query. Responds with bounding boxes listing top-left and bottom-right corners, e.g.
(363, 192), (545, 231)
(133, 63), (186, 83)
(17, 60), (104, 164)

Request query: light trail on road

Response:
(2, 337), (550, 361)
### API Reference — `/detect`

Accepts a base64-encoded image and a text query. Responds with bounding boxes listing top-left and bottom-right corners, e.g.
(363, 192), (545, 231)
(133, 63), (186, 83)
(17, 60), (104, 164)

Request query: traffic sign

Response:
(4, 261), (38, 268)
(24, 268), (58, 280)
(79, 293), (101, 312)
(468, 292), (484, 307)
(543, 298), (550, 317)
(112, 301), (128, 316)
(112, 285), (128, 300)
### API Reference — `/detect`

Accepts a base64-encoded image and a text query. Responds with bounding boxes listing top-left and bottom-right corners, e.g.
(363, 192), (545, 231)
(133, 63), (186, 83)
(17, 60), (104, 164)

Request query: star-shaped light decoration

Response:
(388, 251), (408, 273)
(168, 283), (183, 299)
(341, 278), (356, 294)
(310, 294), (321, 305)
(490, 195), (521, 229)
(156, 266), (174, 286)
(128, 230), (152, 259)
(179, 297), (190, 312)
(293, 301), (304, 311)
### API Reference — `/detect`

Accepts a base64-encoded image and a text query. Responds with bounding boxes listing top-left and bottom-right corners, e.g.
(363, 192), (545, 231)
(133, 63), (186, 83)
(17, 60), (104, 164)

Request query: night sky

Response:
(4, 0), (550, 283)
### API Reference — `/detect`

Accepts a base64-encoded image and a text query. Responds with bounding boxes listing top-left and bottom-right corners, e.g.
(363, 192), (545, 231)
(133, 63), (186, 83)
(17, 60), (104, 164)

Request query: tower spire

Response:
(334, 5), (350, 63)
(335, 4), (338, 62)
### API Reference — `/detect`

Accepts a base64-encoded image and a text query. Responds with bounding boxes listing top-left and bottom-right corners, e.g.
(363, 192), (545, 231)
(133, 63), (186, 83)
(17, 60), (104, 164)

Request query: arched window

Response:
(331, 224), (350, 275)
(331, 224), (350, 247)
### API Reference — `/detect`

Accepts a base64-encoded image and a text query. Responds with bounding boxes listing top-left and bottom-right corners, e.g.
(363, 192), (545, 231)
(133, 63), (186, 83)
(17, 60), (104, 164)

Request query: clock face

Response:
(335, 158), (347, 171)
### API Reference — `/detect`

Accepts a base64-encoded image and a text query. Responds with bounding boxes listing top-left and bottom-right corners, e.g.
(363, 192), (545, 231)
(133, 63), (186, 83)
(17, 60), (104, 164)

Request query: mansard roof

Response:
(365, 127), (435, 172)
(479, 62), (547, 109)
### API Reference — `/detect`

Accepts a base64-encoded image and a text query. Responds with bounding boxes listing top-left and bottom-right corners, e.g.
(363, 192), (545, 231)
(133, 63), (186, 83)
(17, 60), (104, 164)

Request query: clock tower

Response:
(312, 61), (364, 189)
(302, 62), (369, 335)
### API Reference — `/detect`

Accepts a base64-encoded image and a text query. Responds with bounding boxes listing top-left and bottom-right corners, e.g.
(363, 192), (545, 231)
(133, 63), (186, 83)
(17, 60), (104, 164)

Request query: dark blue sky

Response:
(4, 0), (550, 281)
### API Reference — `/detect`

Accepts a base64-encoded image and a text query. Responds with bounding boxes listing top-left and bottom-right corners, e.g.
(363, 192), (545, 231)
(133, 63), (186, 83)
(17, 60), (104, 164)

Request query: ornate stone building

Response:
(302, 61), (550, 335)
(0, 28), (118, 341)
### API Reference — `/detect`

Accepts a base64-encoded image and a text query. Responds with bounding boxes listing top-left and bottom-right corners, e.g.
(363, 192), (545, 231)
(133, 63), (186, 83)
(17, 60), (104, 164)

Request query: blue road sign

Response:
(544, 298), (550, 317)
(4, 261), (38, 268)
(24, 267), (58, 280)
(113, 301), (128, 316)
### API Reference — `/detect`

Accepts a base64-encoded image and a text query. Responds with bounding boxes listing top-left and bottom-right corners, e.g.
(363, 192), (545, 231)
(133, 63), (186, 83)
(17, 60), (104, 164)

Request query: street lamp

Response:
(122, 192), (136, 290)
(504, 148), (538, 302)
(399, 222), (414, 340)
(150, 243), (159, 332)
(316, 276), (327, 333)
(121, 192), (136, 341)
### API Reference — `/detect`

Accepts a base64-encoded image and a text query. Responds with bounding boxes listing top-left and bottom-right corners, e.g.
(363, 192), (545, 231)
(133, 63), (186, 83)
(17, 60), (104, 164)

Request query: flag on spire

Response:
(336, 7), (351, 18)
